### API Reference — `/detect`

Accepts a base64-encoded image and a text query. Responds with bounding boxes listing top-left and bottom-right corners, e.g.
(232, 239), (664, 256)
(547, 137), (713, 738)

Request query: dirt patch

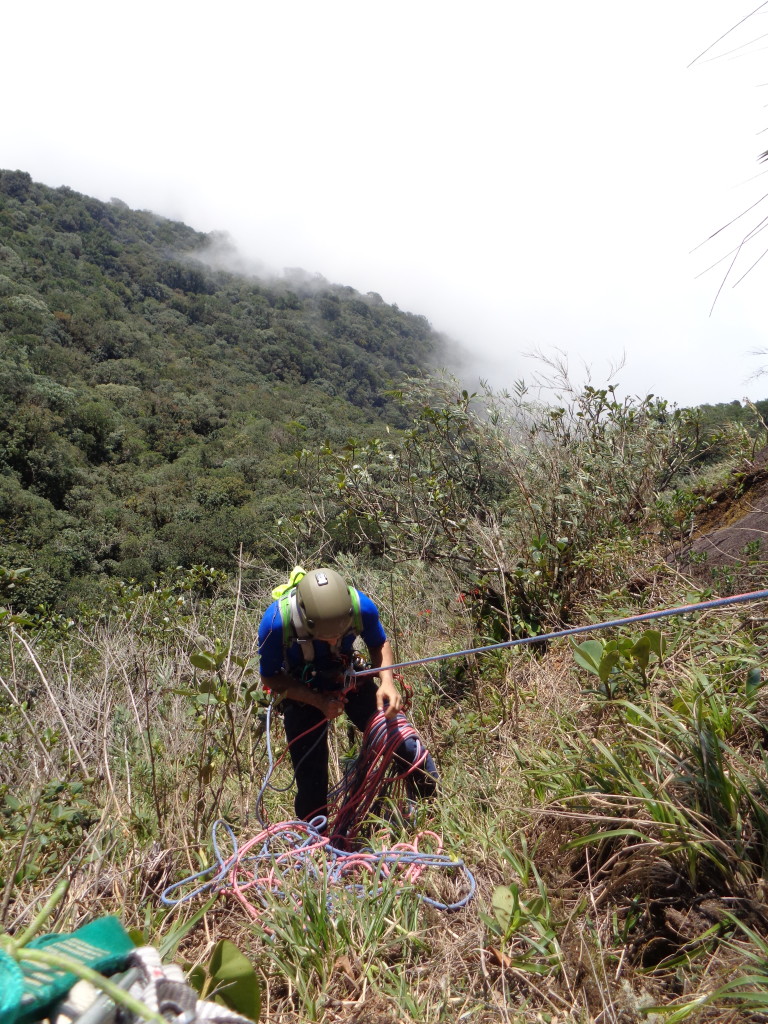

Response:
(673, 452), (768, 587)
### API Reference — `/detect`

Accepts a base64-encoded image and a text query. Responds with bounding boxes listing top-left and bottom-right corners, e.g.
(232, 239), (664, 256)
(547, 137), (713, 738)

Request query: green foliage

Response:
(0, 565), (31, 599)
(522, 637), (768, 888)
(293, 372), (706, 637)
(188, 939), (261, 1021)
(482, 846), (562, 974)
(0, 170), (445, 609)
(3, 564), (768, 1020)
(0, 779), (100, 888)
(6, 170), (768, 1023)
(680, 397), (768, 467)
(571, 628), (665, 698)
(257, 866), (424, 1019)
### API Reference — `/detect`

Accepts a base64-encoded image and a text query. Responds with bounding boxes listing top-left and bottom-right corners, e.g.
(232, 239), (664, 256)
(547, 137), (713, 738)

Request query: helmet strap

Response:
(289, 590), (315, 662)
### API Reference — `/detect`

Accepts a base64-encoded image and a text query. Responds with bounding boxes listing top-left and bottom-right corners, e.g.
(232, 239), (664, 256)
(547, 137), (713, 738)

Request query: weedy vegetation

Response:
(3, 374), (768, 1023)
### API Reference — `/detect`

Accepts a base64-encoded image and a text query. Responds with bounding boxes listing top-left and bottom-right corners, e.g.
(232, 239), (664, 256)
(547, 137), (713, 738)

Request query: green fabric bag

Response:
(15, 916), (134, 1024)
(0, 947), (24, 1024)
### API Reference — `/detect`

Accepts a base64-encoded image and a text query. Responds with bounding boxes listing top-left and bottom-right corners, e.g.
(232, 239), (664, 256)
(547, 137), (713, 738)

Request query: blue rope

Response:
(163, 709), (475, 914)
(164, 589), (768, 918)
(351, 587), (768, 678)
(255, 703), (332, 827)
(159, 819), (242, 907)
(160, 818), (476, 912)
(255, 704), (291, 826)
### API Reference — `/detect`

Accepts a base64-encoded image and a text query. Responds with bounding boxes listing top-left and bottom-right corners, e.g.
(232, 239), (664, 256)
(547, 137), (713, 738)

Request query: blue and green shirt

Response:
(258, 589), (387, 681)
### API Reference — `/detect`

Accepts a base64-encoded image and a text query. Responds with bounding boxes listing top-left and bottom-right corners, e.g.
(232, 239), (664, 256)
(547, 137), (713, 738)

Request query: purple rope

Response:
(353, 588), (768, 678)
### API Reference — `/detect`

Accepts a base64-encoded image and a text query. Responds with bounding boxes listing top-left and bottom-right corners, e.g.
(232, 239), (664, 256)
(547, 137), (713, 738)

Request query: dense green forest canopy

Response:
(1, 168), (766, 616)
(0, 170), (444, 608)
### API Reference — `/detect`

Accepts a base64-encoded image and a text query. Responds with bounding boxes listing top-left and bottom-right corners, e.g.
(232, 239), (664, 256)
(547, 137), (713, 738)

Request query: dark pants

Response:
(282, 677), (438, 821)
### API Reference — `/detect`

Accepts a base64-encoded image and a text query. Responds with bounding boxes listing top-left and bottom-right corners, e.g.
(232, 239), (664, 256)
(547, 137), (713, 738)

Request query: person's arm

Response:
(261, 671), (345, 719)
(368, 639), (402, 718)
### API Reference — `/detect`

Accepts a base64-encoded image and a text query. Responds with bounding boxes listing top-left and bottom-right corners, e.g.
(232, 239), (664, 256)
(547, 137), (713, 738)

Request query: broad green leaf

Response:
(187, 965), (207, 997)
(50, 805), (77, 822)
(572, 639), (604, 675)
(491, 884), (520, 935)
(630, 635), (651, 673)
(208, 939), (261, 1021)
(645, 629), (665, 661)
(190, 652), (216, 671)
(598, 649), (621, 683)
(193, 693), (218, 707)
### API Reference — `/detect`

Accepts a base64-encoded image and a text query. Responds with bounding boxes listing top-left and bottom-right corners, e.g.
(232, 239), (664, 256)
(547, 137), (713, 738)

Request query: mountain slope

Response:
(0, 170), (445, 607)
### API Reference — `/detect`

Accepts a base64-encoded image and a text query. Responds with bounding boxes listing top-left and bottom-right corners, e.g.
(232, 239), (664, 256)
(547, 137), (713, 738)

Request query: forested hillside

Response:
(6, 169), (768, 1023)
(4, 364), (768, 1022)
(0, 170), (443, 609)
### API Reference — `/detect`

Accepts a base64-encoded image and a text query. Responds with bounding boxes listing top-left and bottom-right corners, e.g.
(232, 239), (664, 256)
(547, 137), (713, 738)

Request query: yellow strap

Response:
(271, 565), (307, 600)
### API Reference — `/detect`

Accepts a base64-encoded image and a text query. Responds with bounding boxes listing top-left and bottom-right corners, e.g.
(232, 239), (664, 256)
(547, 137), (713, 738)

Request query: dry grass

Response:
(3, 567), (768, 1023)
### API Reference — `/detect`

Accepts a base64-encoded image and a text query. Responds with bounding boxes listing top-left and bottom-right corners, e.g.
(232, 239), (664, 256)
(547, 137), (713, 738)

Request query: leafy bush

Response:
(293, 371), (704, 637)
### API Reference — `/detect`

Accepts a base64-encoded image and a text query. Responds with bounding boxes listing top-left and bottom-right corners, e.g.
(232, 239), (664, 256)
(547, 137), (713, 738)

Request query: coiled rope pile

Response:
(161, 709), (476, 916)
(161, 588), (768, 922)
(325, 709), (430, 845)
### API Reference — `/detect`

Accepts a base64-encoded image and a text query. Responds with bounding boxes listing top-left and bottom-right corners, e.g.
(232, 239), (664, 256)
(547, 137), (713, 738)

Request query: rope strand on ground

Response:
(162, 710), (473, 915)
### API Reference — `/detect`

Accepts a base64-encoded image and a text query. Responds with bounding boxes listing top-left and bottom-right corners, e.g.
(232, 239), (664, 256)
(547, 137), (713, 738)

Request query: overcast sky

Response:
(4, 1), (768, 406)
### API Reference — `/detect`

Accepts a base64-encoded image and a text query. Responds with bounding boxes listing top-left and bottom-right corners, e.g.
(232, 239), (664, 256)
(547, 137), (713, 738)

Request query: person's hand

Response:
(321, 693), (345, 720)
(376, 678), (402, 719)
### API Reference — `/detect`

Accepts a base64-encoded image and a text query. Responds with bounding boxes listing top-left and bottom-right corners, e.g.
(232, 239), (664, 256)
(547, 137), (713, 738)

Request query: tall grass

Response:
(3, 556), (768, 1021)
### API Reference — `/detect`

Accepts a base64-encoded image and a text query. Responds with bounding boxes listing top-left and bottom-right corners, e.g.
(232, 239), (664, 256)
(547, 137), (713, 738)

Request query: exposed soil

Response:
(673, 450), (768, 588)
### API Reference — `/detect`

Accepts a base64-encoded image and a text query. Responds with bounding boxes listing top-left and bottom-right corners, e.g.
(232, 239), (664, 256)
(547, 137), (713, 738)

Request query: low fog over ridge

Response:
(108, 173), (768, 412)
(186, 227), (661, 405)
(186, 225), (494, 391)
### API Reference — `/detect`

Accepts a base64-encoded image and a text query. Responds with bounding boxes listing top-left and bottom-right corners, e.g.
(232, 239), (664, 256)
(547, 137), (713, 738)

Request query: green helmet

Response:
(296, 568), (353, 638)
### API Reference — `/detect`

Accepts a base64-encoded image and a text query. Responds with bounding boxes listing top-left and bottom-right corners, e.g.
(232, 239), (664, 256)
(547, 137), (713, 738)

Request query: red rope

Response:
(327, 711), (428, 847)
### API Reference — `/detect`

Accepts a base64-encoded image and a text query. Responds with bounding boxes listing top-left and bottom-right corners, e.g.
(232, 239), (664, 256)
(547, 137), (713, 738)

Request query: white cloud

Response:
(3, 0), (768, 406)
